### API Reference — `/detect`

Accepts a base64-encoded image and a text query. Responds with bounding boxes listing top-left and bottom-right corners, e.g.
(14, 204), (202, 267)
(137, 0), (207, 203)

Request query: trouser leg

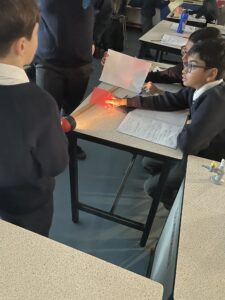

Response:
(36, 64), (65, 111)
(0, 199), (54, 237)
(63, 64), (93, 115)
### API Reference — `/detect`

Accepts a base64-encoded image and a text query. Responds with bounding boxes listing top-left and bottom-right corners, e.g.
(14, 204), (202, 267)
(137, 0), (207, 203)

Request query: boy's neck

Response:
(195, 79), (220, 91)
(0, 56), (24, 69)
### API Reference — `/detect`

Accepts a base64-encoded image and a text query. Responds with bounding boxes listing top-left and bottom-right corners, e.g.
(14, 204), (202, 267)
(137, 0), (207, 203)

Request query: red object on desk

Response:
(90, 87), (114, 107)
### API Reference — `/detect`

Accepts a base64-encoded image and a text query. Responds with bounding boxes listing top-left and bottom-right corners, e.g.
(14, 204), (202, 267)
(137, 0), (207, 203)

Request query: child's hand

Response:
(101, 51), (109, 66)
(105, 97), (127, 107)
(186, 119), (192, 125)
(143, 82), (164, 95)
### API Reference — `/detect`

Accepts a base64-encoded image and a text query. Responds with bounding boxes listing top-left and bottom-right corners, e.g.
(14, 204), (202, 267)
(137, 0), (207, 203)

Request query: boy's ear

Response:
(206, 68), (218, 82)
(14, 37), (26, 57)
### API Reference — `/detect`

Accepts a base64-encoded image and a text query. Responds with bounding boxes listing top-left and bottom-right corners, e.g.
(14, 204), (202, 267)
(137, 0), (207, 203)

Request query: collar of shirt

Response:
(193, 79), (224, 102)
(0, 63), (29, 85)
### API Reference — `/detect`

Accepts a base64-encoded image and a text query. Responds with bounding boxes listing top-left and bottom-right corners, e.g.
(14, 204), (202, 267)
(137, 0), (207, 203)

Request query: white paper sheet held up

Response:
(100, 49), (151, 93)
(161, 34), (188, 47)
(117, 109), (188, 148)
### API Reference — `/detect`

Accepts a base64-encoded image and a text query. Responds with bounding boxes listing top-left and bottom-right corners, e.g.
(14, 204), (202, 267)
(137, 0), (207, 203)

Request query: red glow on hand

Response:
(90, 87), (114, 108)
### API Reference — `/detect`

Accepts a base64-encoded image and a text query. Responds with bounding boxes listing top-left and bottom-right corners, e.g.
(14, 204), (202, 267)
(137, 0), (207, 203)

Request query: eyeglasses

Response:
(183, 63), (209, 73)
(181, 46), (188, 56)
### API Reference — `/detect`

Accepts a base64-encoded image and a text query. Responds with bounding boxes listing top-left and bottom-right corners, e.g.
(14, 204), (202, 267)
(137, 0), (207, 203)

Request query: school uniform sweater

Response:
(145, 63), (183, 84)
(36, 0), (112, 67)
(126, 82), (225, 161)
(0, 83), (69, 214)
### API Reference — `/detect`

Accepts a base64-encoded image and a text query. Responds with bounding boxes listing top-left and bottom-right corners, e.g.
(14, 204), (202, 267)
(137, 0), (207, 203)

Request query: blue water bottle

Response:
(177, 10), (189, 33)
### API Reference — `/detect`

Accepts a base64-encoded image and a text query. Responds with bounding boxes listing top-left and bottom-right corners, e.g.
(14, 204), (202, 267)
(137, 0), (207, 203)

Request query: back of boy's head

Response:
(189, 39), (225, 80)
(189, 27), (221, 44)
(0, 0), (40, 58)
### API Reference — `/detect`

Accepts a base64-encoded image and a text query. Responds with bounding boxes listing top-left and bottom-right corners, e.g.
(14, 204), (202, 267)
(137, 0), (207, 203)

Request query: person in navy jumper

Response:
(106, 39), (225, 208)
(35, 0), (111, 114)
(0, 0), (69, 236)
(35, 0), (112, 160)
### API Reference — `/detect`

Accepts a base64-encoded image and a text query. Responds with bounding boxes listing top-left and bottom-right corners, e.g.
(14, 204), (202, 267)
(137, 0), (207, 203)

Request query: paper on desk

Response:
(100, 49), (151, 93)
(171, 23), (196, 33)
(168, 0), (183, 12)
(161, 34), (187, 47)
(118, 109), (188, 148)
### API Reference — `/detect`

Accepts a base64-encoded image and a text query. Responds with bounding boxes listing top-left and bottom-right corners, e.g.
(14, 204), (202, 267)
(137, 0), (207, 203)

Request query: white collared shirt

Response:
(0, 63), (29, 85)
(193, 79), (224, 102)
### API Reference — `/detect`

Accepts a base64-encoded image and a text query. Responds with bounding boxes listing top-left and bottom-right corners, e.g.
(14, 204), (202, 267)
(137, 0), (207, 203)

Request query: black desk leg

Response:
(68, 132), (79, 223)
(140, 159), (172, 247)
(138, 42), (147, 59)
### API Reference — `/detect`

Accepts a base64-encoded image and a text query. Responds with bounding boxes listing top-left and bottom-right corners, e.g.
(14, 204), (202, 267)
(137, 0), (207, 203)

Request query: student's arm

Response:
(145, 64), (183, 84)
(33, 98), (69, 177)
(125, 87), (191, 111)
(177, 88), (225, 155)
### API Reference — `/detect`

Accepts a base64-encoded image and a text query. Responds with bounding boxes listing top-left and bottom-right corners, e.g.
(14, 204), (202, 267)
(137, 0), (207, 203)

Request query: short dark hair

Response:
(189, 39), (225, 79)
(189, 27), (221, 43)
(0, 0), (40, 57)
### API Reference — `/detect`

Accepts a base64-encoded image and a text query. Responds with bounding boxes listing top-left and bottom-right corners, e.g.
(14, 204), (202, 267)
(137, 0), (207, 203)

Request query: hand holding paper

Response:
(100, 49), (151, 93)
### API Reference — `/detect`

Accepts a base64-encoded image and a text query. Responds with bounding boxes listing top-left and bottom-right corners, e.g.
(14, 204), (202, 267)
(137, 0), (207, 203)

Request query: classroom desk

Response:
(183, 0), (203, 4)
(166, 12), (206, 27)
(0, 220), (163, 300)
(68, 81), (182, 247)
(174, 155), (225, 299)
(207, 23), (225, 35)
(138, 20), (191, 60)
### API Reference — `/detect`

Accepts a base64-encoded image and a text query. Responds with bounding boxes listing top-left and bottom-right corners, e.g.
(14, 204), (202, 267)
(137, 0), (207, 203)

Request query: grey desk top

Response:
(207, 23), (225, 35)
(71, 80), (183, 160)
(174, 155), (225, 299)
(0, 220), (163, 300)
(139, 20), (191, 50)
(167, 12), (206, 25)
(183, 0), (203, 4)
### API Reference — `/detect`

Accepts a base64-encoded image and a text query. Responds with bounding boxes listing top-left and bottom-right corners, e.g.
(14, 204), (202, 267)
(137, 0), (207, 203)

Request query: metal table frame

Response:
(68, 131), (178, 247)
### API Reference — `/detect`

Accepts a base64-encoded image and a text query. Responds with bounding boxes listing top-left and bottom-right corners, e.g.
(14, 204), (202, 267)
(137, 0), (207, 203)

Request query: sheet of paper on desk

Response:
(161, 34), (187, 47)
(171, 23), (196, 33)
(168, 0), (183, 12)
(117, 109), (188, 149)
(100, 49), (151, 93)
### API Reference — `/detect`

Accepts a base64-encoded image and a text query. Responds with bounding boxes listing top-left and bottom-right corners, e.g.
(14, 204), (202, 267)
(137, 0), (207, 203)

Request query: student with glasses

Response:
(140, 26), (222, 184)
(143, 27), (221, 95)
(106, 39), (225, 209)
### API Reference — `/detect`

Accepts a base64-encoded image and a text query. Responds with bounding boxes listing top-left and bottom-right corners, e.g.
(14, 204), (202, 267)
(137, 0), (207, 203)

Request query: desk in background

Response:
(174, 155), (225, 299)
(138, 20), (193, 60)
(207, 23), (225, 35)
(0, 220), (163, 300)
(166, 12), (206, 27)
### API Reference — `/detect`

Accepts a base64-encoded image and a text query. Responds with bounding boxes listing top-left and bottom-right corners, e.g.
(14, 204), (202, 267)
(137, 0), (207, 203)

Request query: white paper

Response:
(168, 0), (183, 12)
(100, 49), (151, 93)
(117, 109), (188, 149)
(161, 34), (187, 47)
(170, 23), (196, 33)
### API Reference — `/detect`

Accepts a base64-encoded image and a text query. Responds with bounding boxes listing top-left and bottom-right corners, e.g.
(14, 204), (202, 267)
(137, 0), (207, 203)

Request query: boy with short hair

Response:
(0, 0), (69, 236)
(144, 27), (222, 88)
(107, 39), (225, 207)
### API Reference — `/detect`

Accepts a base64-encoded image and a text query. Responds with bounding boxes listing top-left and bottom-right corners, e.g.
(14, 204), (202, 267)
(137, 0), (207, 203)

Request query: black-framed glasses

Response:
(183, 63), (209, 73)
